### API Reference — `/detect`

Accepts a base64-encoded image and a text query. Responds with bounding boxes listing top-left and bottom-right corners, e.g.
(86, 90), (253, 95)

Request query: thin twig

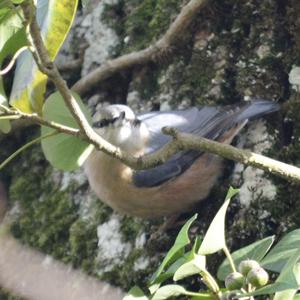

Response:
(0, 131), (58, 171)
(0, 110), (80, 136)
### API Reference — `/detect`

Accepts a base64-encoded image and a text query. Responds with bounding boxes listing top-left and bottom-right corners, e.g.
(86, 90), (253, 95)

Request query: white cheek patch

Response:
(117, 125), (133, 145)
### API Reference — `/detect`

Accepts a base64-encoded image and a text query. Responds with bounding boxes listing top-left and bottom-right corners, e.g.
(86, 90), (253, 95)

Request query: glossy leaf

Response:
(0, 4), (26, 133)
(11, 0), (25, 4)
(0, 1), (12, 24)
(149, 257), (187, 294)
(0, 1), (19, 26)
(41, 91), (93, 171)
(123, 286), (148, 300)
(217, 235), (275, 280)
(0, 27), (26, 65)
(150, 214), (197, 283)
(173, 254), (206, 281)
(273, 251), (300, 300)
(0, 4), (25, 68)
(198, 187), (239, 255)
(262, 229), (300, 272)
(152, 285), (212, 300)
(0, 79), (10, 133)
(10, 0), (78, 113)
(149, 238), (202, 293)
(152, 285), (187, 300)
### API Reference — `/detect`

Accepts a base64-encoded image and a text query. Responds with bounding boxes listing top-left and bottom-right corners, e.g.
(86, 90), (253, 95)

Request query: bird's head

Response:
(93, 105), (149, 153)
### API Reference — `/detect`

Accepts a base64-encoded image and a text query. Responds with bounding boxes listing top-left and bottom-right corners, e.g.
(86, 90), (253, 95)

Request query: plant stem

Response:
(0, 131), (58, 171)
(0, 115), (21, 120)
(223, 245), (237, 273)
(201, 269), (220, 294)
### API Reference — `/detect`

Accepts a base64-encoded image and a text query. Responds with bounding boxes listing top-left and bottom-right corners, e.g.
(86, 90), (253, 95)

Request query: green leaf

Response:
(41, 91), (93, 171)
(217, 235), (275, 280)
(152, 285), (212, 300)
(149, 238), (202, 294)
(273, 252), (300, 300)
(0, 28), (26, 65)
(123, 286), (148, 300)
(173, 254), (206, 281)
(0, 79), (10, 133)
(149, 257), (187, 294)
(293, 294), (300, 300)
(0, 1), (14, 24)
(10, 0), (78, 113)
(262, 229), (300, 273)
(11, 0), (25, 4)
(0, 5), (24, 57)
(152, 285), (189, 300)
(150, 214), (197, 283)
(198, 187), (239, 255)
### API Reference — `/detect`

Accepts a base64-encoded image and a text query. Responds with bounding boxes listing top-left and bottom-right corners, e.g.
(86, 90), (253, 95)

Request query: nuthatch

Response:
(84, 100), (278, 218)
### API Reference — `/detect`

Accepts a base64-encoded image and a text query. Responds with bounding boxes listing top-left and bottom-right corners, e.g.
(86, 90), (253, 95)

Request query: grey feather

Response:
(133, 100), (279, 188)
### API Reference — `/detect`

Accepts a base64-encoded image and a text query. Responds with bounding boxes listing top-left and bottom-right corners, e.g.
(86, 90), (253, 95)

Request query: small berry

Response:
(221, 291), (240, 300)
(246, 267), (269, 287)
(225, 272), (245, 290)
(238, 259), (260, 276)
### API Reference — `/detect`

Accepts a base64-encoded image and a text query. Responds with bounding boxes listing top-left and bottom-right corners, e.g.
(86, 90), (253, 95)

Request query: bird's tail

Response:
(234, 99), (280, 123)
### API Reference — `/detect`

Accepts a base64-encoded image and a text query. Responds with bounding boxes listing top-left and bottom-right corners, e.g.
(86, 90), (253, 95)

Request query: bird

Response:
(84, 100), (279, 219)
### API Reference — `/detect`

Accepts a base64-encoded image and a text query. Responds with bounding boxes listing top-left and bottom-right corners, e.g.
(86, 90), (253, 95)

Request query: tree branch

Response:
(71, 0), (209, 96)
(17, 0), (300, 185)
(0, 110), (80, 137)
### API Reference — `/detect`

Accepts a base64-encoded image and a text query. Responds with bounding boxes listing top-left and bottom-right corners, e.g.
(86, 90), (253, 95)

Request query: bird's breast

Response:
(84, 150), (224, 218)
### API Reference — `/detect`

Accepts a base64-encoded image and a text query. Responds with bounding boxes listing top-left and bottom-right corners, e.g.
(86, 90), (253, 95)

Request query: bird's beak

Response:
(119, 111), (126, 120)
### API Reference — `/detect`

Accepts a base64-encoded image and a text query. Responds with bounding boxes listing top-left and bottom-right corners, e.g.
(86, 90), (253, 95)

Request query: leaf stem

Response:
(0, 131), (58, 171)
(201, 269), (220, 294)
(223, 245), (237, 273)
(0, 115), (21, 120)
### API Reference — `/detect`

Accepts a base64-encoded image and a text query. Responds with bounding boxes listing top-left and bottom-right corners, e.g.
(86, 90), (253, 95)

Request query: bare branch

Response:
(0, 110), (80, 136)
(72, 0), (209, 96)
(58, 57), (83, 73)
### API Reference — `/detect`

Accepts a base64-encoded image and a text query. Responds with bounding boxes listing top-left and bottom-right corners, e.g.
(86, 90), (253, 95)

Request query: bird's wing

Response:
(133, 100), (279, 187)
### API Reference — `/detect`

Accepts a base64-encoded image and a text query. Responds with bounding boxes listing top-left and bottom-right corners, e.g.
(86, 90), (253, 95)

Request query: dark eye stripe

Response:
(93, 119), (110, 128)
(93, 117), (141, 128)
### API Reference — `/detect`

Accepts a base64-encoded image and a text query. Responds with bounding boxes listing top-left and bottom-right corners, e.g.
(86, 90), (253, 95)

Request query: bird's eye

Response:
(93, 119), (109, 128)
(119, 111), (126, 119)
(133, 118), (141, 127)
(112, 117), (119, 123)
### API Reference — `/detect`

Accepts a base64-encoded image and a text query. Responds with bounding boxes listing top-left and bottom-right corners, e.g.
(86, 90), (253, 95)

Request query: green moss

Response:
(69, 219), (98, 272)
(120, 215), (144, 241)
(0, 289), (22, 300)
(103, 0), (182, 52)
(7, 144), (99, 271)
(10, 170), (78, 261)
(102, 248), (154, 289)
